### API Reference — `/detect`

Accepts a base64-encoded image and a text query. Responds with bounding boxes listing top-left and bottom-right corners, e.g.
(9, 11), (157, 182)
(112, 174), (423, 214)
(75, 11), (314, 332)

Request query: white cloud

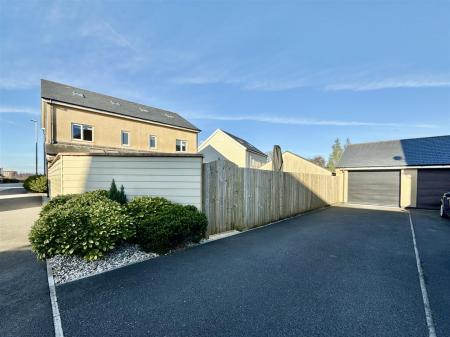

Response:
(325, 78), (450, 91)
(79, 21), (133, 49)
(0, 105), (39, 115)
(186, 113), (437, 128)
(173, 74), (307, 92)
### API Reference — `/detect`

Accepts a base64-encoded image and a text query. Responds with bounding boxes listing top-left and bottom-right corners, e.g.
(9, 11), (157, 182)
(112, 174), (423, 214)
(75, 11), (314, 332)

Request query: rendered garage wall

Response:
(48, 153), (203, 209)
(400, 169), (417, 208)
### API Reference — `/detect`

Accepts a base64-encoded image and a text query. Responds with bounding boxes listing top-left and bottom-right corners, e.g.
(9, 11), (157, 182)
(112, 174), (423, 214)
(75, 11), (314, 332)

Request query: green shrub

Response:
(23, 175), (48, 193)
(127, 196), (174, 223)
(108, 179), (127, 204)
(128, 197), (208, 254)
(29, 191), (134, 260)
(40, 190), (108, 216)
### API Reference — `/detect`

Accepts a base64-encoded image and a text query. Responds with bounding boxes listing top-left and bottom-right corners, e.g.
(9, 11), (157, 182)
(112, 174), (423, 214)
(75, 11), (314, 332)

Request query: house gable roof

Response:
(41, 79), (200, 132)
(221, 130), (267, 157)
(337, 135), (450, 168)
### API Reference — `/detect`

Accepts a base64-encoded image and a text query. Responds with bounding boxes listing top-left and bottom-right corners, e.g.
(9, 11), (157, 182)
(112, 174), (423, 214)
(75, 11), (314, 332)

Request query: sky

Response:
(1, 0), (449, 172)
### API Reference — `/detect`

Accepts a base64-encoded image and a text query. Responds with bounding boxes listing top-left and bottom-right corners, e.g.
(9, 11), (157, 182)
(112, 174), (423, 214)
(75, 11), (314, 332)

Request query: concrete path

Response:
(0, 204), (53, 337)
(56, 206), (450, 337)
(0, 194), (44, 212)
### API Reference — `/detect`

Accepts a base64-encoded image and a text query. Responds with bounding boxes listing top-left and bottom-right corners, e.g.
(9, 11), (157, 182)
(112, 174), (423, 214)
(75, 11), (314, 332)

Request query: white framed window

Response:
(121, 130), (129, 146)
(176, 139), (187, 152)
(149, 135), (157, 149)
(72, 123), (93, 141)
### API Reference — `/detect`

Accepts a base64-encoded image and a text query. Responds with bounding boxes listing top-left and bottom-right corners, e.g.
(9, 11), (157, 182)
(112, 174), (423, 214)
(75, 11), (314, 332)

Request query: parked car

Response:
(441, 192), (450, 218)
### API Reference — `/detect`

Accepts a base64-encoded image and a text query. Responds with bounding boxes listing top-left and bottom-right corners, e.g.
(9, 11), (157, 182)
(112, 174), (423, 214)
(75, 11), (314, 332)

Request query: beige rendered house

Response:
(336, 135), (450, 209)
(198, 129), (268, 168)
(41, 80), (200, 165)
(260, 151), (332, 176)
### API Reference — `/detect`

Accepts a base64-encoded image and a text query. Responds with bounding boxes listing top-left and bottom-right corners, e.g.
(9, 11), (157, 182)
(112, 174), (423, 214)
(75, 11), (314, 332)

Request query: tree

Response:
(108, 179), (127, 204)
(327, 138), (344, 172)
(309, 156), (326, 168)
(345, 138), (351, 149)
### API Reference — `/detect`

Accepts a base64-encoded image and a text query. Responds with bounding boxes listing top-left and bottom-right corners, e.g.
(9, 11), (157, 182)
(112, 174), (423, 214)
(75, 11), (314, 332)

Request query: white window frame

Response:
(71, 123), (94, 142)
(121, 130), (130, 146)
(176, 139), (187, 152)
(149, 135), (157, 150)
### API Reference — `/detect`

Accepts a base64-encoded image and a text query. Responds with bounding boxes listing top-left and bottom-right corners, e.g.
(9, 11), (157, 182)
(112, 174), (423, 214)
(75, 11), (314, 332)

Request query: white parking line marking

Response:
(47, 261), (64, 337)
(408, 211), (437, 337)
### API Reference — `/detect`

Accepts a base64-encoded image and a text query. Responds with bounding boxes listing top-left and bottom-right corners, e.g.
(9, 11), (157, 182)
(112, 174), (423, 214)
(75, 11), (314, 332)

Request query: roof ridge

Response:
(221, 129), (267, 157)
(41, 79), (200, 131)
(41, 79), (182, 118)
(348, 134), (450, 147)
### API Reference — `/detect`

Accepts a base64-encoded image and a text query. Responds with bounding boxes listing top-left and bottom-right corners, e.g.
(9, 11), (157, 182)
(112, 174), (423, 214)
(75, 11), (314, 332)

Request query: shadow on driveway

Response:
(57, 206), (435, 337)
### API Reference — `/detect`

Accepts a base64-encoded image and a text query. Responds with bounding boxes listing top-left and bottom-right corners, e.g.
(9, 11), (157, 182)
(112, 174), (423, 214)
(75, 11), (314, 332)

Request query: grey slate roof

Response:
(337, 135), (450, 168)
(41, 80), (200, 131)
(222, 130), (267, 157)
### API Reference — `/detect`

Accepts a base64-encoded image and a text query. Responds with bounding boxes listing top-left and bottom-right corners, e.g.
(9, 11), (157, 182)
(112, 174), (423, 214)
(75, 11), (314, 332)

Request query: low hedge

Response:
(29, 191), (134, 260)
(40, 190), (108, 216)
(23, 175), (48, 193)
(128, 197), (208, 254)
(31, 192), (208, 260)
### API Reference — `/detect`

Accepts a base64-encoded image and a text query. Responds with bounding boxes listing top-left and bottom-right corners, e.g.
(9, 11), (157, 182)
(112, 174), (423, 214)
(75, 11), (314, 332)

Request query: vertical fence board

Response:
(202, 160), (343, 235)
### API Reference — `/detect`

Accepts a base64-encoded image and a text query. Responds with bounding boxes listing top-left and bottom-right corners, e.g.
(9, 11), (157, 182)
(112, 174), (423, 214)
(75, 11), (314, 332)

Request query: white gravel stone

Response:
(48, 244), (158, 285)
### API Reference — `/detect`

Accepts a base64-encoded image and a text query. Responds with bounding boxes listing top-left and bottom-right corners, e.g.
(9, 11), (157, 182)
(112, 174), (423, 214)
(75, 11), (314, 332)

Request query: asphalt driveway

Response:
(56, 206), (450, 337)
(0, 206), (53, 337)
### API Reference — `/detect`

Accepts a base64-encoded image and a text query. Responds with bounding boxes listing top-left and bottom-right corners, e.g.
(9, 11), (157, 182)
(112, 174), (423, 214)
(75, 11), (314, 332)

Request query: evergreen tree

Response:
(327, 138), (344, 172)
(108, 179), (128, 204)
(108, 179), (119, 201)
(345, 138), (351, 149)
(119, 185), (127, 204)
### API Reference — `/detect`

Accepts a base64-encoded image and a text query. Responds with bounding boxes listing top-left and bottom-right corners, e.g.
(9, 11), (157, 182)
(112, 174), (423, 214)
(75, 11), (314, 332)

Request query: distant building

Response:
(2, 170), (18, 179)
(260, 151), (332, 176)
(41, 80), (200, 165)
(198, 129), (268, 168)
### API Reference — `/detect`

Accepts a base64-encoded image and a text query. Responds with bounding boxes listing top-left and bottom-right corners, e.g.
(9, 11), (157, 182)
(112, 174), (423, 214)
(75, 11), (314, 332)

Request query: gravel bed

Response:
(48, 244), (158, 285)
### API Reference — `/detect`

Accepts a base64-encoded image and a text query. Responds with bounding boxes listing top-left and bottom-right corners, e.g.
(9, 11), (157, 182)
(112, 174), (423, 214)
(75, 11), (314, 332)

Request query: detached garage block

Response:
(48, 152), (203, 209)
(337, 135), (450, 209)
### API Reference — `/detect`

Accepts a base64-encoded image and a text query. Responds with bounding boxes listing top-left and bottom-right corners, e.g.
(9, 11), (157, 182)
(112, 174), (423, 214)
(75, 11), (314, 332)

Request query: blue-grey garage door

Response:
(348, 170), (400, 207)
(417, 169), (450, 209)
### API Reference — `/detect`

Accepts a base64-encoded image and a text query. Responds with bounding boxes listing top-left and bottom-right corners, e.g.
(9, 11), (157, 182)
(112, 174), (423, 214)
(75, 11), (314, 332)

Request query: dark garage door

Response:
(417, 169), (450, 209)
(348, 170), (400, 207)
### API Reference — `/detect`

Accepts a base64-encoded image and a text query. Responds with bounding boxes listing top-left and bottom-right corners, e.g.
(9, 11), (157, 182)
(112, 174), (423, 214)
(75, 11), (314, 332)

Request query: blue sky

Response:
(1, 0), (449, 172)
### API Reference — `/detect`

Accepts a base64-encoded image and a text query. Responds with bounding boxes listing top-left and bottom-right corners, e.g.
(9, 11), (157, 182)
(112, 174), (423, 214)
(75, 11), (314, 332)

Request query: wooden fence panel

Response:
(202, 160), (343, 235)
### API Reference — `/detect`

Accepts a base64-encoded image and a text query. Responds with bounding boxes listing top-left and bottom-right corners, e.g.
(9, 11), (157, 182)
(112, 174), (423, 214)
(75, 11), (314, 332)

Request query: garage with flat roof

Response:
(336, 135), (450, 209)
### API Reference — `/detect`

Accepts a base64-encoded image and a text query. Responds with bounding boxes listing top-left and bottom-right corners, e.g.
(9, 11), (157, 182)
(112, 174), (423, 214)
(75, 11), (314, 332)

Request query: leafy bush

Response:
(40, 190), (108, 216)
(29, 191), (134, 260)
(23, 175), (48, 193)
(108, 179), (127, 204)
(127, 196), (174, 223)
(128, 197), (208, 254)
